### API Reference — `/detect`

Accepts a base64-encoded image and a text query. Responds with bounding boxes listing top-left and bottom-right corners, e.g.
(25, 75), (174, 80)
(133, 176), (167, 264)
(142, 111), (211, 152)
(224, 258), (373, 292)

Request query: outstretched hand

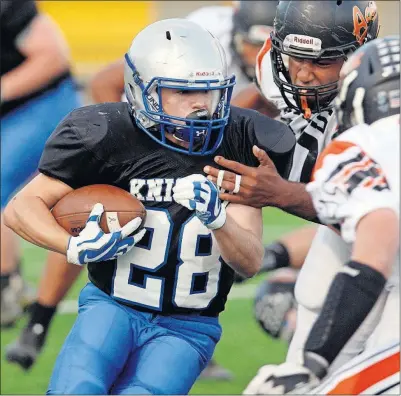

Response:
(204, 145), (286, 208)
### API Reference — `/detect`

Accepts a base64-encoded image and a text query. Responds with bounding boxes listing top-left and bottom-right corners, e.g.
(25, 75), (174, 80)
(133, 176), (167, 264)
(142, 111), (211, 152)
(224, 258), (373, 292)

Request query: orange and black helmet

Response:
(271, 1), (380, 117)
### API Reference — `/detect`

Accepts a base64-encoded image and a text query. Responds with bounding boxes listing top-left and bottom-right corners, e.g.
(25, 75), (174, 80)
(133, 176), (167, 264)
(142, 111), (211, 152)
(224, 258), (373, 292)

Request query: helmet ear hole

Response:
(166, 31), (171, 40)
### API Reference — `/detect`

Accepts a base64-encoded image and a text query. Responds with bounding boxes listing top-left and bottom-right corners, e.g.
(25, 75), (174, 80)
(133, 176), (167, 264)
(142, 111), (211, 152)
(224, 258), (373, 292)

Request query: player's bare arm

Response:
(1, 14), (70, 102)
(352, 208), (399, 278)
(204, 145), (317, 221)
(213, 203), (263, 278)
(4, 172), (145, 266)
(4, 174), (72, 253)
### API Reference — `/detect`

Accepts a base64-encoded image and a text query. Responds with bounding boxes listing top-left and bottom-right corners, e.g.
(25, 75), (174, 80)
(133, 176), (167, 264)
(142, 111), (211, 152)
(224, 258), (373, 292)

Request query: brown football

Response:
(52, 184), (146, 237)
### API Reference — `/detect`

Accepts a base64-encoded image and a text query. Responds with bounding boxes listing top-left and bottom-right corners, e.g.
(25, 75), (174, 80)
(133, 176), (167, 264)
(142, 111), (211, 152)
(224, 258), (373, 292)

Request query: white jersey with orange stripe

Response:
(285, 118), (401, 396)
(286, 115), (400, 377)
(312, 114), (400, 201)
(307, 114), (400, 286)
(185, 6), (251, 93)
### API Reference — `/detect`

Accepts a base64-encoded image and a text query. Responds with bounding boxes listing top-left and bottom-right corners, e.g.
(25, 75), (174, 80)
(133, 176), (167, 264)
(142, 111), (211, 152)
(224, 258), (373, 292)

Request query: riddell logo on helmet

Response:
(196, 71), (216, 76)
(190, 70), (222, 78)
(283, 34), (322, 53)
(294, 36), (314, 45)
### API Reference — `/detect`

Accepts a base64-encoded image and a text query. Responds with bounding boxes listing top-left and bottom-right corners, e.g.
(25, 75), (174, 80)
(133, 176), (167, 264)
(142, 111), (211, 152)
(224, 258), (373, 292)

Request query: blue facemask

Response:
(125, 53), (236, 156)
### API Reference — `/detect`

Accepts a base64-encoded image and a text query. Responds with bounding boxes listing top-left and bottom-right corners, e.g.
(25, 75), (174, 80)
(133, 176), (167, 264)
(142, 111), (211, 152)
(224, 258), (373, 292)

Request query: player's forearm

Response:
(273, 180), (319, 222)
(1, 53), (69, 102)
(351, 208), (399, 278)
(4, 196), (70, 255)
(213, 214), (263, 278)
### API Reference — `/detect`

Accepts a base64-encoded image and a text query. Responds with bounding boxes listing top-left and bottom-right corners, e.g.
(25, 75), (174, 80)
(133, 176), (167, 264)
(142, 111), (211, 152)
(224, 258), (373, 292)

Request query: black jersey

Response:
(39, 102), (295, 316)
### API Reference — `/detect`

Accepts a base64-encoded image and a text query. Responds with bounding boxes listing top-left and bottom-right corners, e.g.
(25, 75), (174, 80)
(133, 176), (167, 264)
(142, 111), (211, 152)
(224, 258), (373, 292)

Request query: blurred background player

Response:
(203, 0), (380, 349)
(244, 35), (400, 395)
(0, 0), (81, 328)
(5, 0), (280, 380)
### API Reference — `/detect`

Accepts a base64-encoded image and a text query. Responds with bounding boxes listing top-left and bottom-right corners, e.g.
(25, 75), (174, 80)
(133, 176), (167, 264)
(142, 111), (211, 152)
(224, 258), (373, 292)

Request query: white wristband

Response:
(66, 237), (82, 266)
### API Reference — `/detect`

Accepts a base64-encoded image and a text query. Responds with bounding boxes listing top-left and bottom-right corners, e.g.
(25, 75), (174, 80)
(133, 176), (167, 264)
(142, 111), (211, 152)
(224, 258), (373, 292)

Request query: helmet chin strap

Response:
(300, 95), (312, 119)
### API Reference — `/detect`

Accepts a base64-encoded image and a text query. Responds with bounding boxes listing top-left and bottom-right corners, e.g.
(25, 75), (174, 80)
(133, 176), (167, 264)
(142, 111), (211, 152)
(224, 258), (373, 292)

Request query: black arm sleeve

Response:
(38, 110), (106, 189)
(303, 260), (386, 375)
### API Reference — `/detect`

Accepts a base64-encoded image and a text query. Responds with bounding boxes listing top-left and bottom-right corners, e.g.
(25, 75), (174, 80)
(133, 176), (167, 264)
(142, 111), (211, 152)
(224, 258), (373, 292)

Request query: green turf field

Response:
(0, 208), (308, 395)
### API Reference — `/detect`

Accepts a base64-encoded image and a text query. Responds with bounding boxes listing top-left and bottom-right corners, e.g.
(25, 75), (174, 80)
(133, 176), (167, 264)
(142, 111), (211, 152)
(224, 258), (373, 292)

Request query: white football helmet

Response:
(124, 18), (236, 155)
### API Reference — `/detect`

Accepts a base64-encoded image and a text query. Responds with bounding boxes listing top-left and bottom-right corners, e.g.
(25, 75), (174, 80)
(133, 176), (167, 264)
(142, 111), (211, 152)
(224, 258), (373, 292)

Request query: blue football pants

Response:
(47, 283), (222, 395)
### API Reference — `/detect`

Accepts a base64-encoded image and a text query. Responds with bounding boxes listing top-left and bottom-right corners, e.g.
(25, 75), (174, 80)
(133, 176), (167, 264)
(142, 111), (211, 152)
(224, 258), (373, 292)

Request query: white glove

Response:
(67, 203), (146, 265)
(243, 362), (320, 395)
(173, 174), (226, 230)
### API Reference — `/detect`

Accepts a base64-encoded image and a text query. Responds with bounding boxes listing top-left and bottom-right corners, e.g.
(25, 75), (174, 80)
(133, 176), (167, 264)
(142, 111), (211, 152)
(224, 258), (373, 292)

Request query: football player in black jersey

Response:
(4, 19), (295, 394)
(6, 2), (280, 376)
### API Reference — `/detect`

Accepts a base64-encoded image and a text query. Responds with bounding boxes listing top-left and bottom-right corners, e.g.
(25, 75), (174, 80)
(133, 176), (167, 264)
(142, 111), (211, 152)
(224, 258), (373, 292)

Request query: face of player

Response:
(161, 88), (215, 118)
(288, 56), (344, 108)
(288, 57), (344, 88)
(161, 88), (216, 147)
